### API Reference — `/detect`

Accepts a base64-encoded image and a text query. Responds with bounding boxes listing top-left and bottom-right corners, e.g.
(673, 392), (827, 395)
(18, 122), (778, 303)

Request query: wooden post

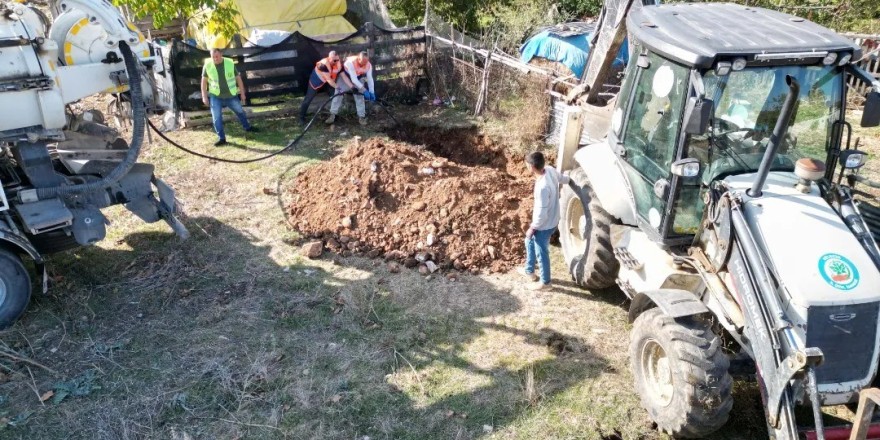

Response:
(474, 46), (494, 116)
(365, 22), (375, 58)
(850, 388), (880, 440)
(232, 34), (251, 106)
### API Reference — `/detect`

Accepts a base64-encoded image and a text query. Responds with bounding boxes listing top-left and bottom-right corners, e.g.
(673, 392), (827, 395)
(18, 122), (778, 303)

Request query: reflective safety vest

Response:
(346, 56), (372, 78)
(309, 57), (342, 89)
(204, 58), (239, 96)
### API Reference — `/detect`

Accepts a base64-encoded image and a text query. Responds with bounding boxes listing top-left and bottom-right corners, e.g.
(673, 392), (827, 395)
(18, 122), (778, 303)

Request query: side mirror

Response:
(685, 97), (713, 135)
(671, 158), (701, 177)
(863, 91), (880, 128)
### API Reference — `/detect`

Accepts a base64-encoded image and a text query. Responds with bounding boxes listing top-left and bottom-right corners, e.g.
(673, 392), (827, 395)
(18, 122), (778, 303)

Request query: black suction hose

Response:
(146, 92), (400, 164)
(35, 40), (145, 200)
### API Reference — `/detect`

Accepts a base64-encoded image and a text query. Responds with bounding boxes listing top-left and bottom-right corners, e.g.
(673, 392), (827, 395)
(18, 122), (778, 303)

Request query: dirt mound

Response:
(287, 128), (535, 273)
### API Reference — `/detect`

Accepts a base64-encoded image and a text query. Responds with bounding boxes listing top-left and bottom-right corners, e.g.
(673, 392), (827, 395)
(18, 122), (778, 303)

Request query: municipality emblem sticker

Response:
(818, 253), (860, 290)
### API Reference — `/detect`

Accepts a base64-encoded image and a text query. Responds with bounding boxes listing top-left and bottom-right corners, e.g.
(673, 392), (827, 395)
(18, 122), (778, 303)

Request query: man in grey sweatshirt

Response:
(521, 152), (569, 290)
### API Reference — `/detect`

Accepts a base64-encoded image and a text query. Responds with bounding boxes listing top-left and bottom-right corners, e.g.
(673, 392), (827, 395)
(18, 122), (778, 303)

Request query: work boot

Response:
(214, 139), (227, 147)
(325, 114), (336, 124)
(245, 126), (260, 133)
(359, 117), (368, 126)
(517, 268), (538, 282)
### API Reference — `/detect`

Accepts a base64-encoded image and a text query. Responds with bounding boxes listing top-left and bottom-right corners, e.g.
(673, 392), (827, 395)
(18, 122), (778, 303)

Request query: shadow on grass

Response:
(0, 215), (624, 439)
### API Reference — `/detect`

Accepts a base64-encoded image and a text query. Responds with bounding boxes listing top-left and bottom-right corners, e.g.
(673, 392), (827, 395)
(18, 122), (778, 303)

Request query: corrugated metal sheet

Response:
(546, 98), (569, 145)
(547, 98), (608, 146)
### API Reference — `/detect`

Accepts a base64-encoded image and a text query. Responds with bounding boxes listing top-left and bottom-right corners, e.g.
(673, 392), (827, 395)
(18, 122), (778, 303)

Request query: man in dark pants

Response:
(299, 51), (351, 125)
(201, 48), (257, 146)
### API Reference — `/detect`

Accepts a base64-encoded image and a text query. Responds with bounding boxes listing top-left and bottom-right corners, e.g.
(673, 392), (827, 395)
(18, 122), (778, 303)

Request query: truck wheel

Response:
(630, 308), (733, 438)
(0, 249), (32, 330)
(559, 167), (618, 289)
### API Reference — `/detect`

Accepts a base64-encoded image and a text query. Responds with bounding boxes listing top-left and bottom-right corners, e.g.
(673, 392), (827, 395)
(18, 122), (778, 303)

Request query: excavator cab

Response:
(606, 30), (868, 243)
(559, 2), (880, 438)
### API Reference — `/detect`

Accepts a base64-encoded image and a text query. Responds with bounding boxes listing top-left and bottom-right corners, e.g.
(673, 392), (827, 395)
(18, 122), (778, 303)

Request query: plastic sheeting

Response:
(189, 0), (357, 48)
(519, 29), (628, 79)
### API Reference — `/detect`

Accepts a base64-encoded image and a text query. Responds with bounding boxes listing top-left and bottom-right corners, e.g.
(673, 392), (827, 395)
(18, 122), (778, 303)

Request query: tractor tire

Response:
(559, 167), (618, 289)
(630, 308), (733, 438)
(0, 249), (32, 330)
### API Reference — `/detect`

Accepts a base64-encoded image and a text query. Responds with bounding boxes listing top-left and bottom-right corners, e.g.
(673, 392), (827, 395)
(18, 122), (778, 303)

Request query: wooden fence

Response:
(845, 33), (880, 98)
(169, 23), (427, 122)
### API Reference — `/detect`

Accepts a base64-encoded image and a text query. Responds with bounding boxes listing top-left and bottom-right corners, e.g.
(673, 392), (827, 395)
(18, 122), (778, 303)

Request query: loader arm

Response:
(578, 0), (657, 105)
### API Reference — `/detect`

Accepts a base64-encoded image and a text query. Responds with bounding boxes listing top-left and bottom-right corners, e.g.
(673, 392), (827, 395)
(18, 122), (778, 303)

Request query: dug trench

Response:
(287, 122), (540, 274)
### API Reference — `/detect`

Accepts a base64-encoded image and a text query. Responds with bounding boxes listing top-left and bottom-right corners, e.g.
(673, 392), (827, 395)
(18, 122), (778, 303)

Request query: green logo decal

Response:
(818, 253), (860, 291)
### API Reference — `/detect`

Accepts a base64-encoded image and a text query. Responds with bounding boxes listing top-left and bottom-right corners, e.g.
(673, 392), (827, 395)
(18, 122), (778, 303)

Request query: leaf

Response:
(7, 411), (32, 426)
(39, 391), (54, 402)
(52, 370), (100, 404)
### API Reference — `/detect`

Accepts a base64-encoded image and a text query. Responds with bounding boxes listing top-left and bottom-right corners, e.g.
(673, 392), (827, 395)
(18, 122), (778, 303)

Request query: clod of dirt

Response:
(288, 132), (534, 273)
(300, 241), (324, 259)
(539, 329), (586, 355)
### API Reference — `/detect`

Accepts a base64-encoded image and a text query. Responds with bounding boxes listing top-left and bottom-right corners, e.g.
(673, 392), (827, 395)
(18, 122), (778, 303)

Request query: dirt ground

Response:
(4, 101), (874, 439)
(288, 124), (536, 273)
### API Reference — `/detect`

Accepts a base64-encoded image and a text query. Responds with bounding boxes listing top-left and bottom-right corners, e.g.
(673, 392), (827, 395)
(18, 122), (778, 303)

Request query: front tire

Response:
(630, 308), (733, 438)
(0, 249), (32, 329)
(559, 167), (618, 289)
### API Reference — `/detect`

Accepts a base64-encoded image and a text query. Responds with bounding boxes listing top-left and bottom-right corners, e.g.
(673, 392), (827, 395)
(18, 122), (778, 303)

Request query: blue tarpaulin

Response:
(519, 27), (629, 78)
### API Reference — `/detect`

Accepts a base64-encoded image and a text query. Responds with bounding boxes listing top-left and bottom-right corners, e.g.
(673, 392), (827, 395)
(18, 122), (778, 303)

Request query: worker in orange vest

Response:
(300, 51), (352, 125)
(327, 51), (375, 126)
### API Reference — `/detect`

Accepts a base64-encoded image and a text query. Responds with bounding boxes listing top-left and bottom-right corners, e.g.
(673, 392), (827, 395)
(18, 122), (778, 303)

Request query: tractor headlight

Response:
(838, 53), (852, 66)
(715, 61), (732, 76)
(841, 150), (868, 169)
(732, 58), (747, 71)
(671, 158), (701, 177)
(823, 52), (838, 65)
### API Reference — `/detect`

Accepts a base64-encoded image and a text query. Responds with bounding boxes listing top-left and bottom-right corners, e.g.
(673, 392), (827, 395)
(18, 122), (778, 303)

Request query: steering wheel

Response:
(714, 119), (756, 139)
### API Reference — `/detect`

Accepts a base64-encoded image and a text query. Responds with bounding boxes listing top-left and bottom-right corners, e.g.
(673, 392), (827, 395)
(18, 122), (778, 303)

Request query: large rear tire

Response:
(0, 249), (32, 330)
(559, 167), (618, 289)
(630, 308), (733, 438)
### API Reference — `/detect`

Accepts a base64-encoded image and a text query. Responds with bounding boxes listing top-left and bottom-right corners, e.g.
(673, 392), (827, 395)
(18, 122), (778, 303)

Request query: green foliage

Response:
(112, 0), (241, 38)
(388, 0), (564, 51)
(557, 0), (603, 19)
(487, 0), (569, 52)
(388, 0), (495, 32)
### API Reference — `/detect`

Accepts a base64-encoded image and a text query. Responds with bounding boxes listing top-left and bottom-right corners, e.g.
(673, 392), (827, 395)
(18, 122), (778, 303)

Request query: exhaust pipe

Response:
(748, 75), (800, 198)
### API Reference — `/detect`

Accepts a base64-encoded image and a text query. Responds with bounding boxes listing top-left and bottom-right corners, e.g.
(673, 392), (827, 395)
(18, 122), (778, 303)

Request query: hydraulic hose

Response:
(147, 91), (399, 164)
(35, 40), (145, 200)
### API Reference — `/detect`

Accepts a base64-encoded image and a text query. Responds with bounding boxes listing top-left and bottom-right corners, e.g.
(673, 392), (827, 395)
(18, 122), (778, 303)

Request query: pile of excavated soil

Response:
(288, 127), (536, 273)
